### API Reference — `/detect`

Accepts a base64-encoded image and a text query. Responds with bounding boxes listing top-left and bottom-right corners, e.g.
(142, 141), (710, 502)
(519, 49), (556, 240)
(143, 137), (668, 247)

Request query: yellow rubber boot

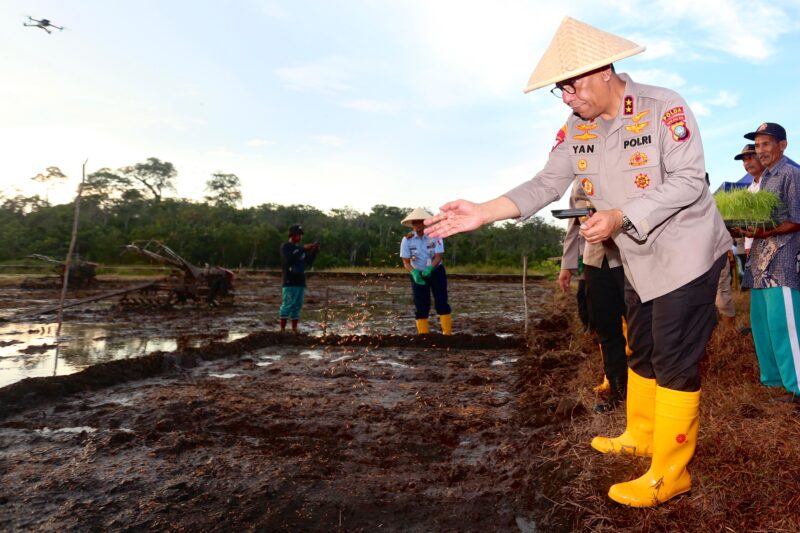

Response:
(439, 314), (452, 335)
(591, 368), (655, 457)
(416, 318), (429, 334)
(608, 387), (700, 507)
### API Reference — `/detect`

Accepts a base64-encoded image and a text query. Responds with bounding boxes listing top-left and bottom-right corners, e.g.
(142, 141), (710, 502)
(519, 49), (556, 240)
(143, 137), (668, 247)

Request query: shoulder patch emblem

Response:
(581, 177), (595, 196)
(551, 124), (567, 152)
(662, 106), (690, 142)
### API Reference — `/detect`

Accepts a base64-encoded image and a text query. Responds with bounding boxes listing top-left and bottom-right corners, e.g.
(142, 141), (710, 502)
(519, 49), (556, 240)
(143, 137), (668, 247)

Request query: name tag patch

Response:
(623, 135), (652, 150)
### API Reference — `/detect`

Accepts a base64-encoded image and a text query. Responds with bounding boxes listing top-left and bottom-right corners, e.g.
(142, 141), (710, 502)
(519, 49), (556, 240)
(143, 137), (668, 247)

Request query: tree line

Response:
(0, 158), (565, 270)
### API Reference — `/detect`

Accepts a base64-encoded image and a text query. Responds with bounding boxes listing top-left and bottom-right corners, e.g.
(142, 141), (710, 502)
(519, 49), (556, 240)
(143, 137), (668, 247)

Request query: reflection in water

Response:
(0, 321), (249, 388)
(300, 349), (324, 360)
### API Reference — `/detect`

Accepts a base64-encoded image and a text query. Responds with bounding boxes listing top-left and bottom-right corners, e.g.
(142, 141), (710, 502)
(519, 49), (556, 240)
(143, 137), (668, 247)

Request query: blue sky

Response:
(2, 0), (799, 225)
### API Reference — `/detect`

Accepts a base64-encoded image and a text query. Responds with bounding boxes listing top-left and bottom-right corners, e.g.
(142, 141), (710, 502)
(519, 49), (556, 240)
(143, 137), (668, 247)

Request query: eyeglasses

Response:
(550, 83), (576, 99)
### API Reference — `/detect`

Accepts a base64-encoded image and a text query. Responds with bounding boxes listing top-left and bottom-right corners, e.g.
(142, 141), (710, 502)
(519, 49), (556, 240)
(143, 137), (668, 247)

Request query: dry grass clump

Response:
(529, 291), (800, 532)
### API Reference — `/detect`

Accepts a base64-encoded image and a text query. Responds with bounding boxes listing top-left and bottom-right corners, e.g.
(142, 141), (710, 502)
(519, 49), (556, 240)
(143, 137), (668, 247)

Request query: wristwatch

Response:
(621, 214), (634, 233)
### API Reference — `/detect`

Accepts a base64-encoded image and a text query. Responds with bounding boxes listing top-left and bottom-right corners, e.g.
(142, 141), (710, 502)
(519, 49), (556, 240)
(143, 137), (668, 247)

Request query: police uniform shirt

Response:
(400, 233), (445, 271)
(504, 73), (730, 302)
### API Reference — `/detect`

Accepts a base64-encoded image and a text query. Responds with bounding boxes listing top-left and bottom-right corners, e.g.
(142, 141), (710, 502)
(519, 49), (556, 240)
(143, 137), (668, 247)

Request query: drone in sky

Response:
(23, 16), (64, 34)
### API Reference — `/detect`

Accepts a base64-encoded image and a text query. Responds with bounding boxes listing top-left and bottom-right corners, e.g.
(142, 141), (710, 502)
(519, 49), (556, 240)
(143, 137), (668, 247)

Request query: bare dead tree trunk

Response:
(54, 159), (87, 375)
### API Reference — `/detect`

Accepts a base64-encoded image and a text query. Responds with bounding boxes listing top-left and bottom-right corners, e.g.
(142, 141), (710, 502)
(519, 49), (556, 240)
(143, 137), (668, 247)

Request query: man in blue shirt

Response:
(740, 123), (800, 399)
(399, 208), (452, 335)
(279, 224), (319, 333)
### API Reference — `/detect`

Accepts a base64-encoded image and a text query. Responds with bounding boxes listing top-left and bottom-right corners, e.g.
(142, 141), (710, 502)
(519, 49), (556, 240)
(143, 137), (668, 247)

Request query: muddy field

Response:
(0, 273), (594, 532)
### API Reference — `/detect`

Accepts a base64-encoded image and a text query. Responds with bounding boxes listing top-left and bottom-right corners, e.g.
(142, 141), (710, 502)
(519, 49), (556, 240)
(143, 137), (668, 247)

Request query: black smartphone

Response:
(551, 208), (595, 219)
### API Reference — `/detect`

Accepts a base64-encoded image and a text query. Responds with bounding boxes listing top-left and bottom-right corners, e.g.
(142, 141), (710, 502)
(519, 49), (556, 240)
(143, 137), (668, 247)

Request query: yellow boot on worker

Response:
(439, 314), (452, 335)
(416, 318), (429, 334)
(608, 387), (700, 507)
(591, 368), (655, 457)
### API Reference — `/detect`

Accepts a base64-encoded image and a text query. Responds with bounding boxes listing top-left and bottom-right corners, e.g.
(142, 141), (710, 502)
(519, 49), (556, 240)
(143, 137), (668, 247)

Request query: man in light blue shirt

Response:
(400, 208), (452, 335)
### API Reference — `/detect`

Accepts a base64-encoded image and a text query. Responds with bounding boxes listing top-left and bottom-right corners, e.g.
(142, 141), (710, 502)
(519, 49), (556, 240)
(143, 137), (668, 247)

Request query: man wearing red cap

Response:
(739, 123), (800, 399)
(425, 17), (730, 507)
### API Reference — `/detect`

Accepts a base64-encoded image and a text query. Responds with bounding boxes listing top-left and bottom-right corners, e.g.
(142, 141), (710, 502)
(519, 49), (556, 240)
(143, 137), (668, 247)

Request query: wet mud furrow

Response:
(0, 309), (583, 532)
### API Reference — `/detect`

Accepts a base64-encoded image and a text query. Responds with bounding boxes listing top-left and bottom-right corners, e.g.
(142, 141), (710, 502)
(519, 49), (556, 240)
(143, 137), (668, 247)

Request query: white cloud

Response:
(311, 135), (346, 148)
(628, 68), (686, 88)
(709, 91), (738, 108)
(341, 99), (398, 113)
(654, 0), (790, 61)
(636, 38), (676, 60)
(690, 102), (711, 117)
(207, 149), (241, 159)
(400, 1), (565, 106)
(256, 1), (293, 21)
(274, 59), (352, 96)
(246, 138), (276, 147)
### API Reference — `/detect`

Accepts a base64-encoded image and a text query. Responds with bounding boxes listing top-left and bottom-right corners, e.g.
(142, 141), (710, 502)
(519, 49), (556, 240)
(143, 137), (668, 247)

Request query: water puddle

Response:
(35, 426), (97, 434)
(300, 349), (325, 360)
(0, 321), (251, 388)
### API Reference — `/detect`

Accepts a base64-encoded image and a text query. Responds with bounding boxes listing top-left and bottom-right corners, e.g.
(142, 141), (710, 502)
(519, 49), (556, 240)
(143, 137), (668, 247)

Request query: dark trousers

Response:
(585, 259), (627, 382)
(411, 265), (451, 319)
(625, 254), (726, 392)
(576, 279), (590, 328)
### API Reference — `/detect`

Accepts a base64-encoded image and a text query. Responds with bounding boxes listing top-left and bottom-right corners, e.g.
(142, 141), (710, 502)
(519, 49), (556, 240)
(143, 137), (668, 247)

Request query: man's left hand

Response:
(579, 209), (622, 244)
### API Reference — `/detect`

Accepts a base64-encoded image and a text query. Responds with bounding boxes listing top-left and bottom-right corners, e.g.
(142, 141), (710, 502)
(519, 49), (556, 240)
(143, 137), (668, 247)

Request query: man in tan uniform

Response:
(425, 17), (730, 507)
(560, 180), (629, 413)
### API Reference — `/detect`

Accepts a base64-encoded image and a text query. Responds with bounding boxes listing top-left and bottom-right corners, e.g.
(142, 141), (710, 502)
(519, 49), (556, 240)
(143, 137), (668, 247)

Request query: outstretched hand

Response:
(424, 200), (485, 238)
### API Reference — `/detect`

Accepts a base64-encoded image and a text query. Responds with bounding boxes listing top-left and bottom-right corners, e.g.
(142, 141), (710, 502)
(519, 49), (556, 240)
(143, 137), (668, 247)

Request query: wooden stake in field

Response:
(522, 255), (529, 337)
(322, 287), (330, 337)
(53, 159), (87, 376)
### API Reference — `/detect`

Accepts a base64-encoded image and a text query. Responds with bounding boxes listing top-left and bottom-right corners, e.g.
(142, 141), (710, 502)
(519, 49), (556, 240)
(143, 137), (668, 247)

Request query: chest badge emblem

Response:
(629, 151), (648, 167)
(634, 173), (651, 189)
(577, 159), (588, 171)
(624, 110), (650, 134)
(574, 122), (598, 141)
(581, 177), (595, 196)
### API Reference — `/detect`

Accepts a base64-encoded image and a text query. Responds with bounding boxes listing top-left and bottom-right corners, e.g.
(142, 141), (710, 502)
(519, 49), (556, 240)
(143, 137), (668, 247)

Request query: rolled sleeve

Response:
(400, 237), (411, 258)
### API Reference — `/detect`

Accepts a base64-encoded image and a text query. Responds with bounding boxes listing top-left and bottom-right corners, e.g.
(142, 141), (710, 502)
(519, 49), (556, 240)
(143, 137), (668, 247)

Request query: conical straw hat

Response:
(524, 17), (645, 93)
(401, 207), (433, 226)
